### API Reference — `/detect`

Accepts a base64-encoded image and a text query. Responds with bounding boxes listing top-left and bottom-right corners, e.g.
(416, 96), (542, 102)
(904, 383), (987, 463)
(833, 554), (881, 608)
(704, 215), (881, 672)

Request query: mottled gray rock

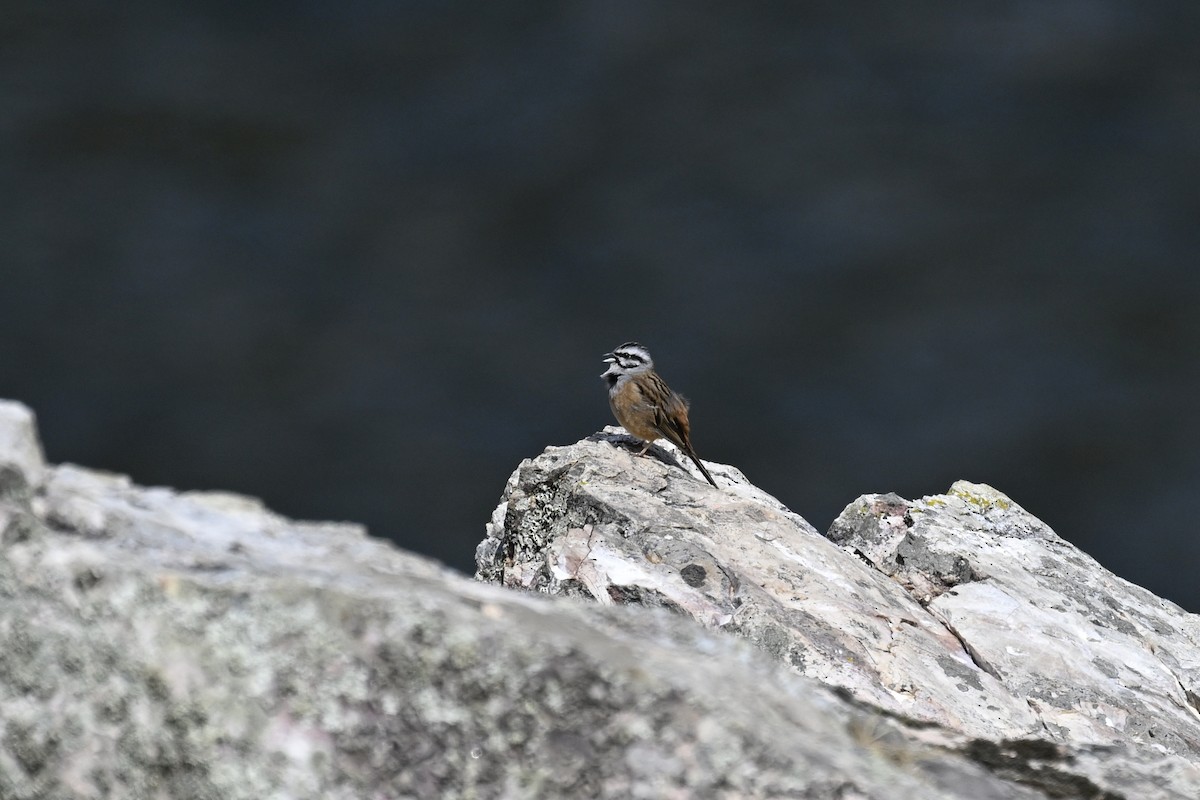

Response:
(477, 428), (1200, 798)
(478, 430), (1040, 739)
(0, 401), (44, 493)
(0, 404), (1054, 799)
(828, 483), (1200, 754)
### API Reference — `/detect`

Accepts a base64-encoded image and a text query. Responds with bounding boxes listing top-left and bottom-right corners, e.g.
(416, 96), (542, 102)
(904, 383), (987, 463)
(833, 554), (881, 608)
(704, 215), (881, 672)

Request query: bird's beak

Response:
(600, 354), (617, 378)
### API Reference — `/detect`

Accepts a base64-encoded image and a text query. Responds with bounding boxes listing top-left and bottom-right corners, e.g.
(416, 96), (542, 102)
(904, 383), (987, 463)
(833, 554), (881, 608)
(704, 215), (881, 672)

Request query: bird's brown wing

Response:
(652, 387), (694, 454)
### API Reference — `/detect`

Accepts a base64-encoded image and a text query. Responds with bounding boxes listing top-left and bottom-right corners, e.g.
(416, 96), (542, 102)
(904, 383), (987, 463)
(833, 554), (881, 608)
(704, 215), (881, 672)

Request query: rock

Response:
(0, 405), (1054, 799)
(827, 482), (1200, 753)
(477, 428), (1200, 798)
(0, 400), (45, 495)
(478, 431), (1040, 738)
(6, 401), (1200, 798)
(0, 401), (45, 547)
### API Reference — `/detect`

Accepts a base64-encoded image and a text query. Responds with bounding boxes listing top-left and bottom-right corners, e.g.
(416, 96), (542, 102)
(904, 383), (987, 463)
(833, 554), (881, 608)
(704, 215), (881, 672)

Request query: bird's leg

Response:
(636, 439), (653, 456)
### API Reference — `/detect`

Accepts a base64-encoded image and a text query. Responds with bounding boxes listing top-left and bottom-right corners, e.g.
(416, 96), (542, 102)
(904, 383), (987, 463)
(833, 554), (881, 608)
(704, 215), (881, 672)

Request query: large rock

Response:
(5, 400), (1199, 798)
(0, 404), (1052, 798)
(476, 427), (1200, 798)
(827, 484), (1200, 754)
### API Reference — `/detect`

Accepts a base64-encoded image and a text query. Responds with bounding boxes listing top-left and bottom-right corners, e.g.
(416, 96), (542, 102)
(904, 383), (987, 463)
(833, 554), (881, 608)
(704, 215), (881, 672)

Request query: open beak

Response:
(600, 353), (617, 378)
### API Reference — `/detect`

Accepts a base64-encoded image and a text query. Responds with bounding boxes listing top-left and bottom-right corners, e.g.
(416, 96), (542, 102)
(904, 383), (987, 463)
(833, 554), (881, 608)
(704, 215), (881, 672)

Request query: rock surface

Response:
(476, 427), (1200, 798)
(4, 400), (1199, 798)
(0, 403), (1051, 799)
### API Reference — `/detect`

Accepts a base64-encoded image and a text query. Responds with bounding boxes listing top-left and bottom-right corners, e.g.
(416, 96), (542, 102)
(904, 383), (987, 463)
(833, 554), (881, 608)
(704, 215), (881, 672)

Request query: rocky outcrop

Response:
(0, 402), (1034, 798)
(476, 427), (1200, 798)
(3, 400), (1198, 798)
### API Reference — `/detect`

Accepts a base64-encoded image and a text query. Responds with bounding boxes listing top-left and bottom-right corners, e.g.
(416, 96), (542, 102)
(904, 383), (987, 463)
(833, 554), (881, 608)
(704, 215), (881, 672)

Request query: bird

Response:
(600, 341), (719, 488)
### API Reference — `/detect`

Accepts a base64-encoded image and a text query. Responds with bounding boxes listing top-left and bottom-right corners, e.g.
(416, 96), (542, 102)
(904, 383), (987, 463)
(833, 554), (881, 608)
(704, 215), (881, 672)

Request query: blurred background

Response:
(3, 3), (1198, 608)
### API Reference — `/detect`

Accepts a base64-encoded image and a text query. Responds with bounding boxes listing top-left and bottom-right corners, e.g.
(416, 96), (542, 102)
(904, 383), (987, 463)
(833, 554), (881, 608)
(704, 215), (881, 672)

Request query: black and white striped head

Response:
(601, 341), (653, 382)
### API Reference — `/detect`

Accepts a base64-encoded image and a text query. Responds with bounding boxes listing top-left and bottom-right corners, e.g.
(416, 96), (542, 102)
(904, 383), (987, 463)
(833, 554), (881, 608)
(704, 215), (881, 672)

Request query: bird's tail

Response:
(686, 451), (719, 488)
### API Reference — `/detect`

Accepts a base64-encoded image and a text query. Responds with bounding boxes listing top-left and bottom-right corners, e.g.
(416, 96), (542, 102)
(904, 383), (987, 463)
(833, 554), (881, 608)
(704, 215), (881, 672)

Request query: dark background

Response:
(4, 4), (1198, 608)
